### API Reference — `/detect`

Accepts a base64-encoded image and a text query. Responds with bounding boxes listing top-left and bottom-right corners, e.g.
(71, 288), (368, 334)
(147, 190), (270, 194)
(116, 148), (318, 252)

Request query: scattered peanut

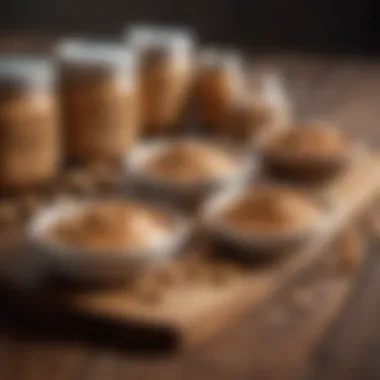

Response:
(63, 170), (96, 195)
(17, 194), (43, 219)
(0, 201), (19, 226)
(94, 172), (119, 193)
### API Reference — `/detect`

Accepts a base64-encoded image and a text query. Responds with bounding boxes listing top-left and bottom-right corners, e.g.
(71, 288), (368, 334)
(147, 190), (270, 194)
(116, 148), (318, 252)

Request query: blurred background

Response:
(0, 0), (377, 55)
(0, 2), (378, 380)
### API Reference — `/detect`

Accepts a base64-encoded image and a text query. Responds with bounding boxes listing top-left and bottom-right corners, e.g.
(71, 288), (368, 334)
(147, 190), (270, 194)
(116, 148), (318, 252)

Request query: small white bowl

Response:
(26, 198), (191, 283)
(201, 186), (334, 259)
(124, 138), (258, 212)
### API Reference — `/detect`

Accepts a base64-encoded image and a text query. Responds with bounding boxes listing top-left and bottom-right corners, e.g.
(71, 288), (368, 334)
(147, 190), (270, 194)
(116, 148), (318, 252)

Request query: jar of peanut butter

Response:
(194, 49), (245, 135)
(56, 40), (138, 165)
(125, 26), (194, 136)
(233, 72), (292, 146)
(0, 56), (59, 193)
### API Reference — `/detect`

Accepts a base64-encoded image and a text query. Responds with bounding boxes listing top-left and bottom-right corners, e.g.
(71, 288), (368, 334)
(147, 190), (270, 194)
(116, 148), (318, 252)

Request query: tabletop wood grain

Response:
(0, 42), (379, 379)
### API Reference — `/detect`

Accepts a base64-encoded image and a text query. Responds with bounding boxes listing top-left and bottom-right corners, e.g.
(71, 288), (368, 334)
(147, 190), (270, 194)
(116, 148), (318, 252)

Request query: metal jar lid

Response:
(124, 25), (194, 62)
(55, 38), (137, 89)
(0, 54), (55, 90)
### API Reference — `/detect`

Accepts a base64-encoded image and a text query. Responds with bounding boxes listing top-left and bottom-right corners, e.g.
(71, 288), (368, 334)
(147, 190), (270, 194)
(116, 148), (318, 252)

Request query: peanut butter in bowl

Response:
(126, 139), (257, 212)
(217, 187), (324, 234)
(27, 198), (190, 283)
(143, 141), (241, 183)
(261, 122), (357, 182)
(266, 123), (349, 158)
(202, 185), (333, 257)
(47, 201), (174, 251)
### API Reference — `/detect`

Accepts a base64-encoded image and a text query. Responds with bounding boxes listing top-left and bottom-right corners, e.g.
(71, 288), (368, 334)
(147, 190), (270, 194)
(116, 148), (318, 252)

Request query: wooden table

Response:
(0, 51), (380, 380)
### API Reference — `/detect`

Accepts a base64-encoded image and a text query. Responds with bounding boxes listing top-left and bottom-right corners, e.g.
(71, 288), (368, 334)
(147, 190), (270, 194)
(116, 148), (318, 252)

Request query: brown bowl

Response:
(261, 124), (361, 183)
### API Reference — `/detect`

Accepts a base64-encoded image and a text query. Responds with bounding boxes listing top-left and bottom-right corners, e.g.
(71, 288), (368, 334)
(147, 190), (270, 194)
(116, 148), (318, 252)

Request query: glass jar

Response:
(233, 72), (292, 146)
(125, 26), (194, 136)
(195, 49), (245, 135)
(56, 40), (138, 165)
(0, 56), (59, 193)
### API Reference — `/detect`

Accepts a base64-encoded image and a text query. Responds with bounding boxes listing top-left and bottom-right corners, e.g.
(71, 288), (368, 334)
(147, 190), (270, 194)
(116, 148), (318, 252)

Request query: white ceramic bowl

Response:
(124, 138), (258, 212)
(26, 198), (191, 283)
(201, 186), (334, 259)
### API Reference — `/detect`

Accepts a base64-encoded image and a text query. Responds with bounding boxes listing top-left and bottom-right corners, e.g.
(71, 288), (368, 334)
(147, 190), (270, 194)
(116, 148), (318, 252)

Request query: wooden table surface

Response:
(0, 48), (380, 380)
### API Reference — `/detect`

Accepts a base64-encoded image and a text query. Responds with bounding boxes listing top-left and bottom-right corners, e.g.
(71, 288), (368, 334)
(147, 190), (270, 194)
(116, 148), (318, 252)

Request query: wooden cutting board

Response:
(0, 150), (379, 350)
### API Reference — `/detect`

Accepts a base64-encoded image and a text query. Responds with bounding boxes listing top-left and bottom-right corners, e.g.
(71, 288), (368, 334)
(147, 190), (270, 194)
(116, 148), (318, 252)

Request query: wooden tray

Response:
(0, 150), (379, 350)
(195, 231), (369, 378)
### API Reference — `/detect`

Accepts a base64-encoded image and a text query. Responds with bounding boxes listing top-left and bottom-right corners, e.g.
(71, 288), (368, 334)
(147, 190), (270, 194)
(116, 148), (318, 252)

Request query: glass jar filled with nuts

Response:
(194, 49), (245, 135)
(125, 26), (195, 136)
(0, 56), (59, 193)
(56, 40), (138, 166)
